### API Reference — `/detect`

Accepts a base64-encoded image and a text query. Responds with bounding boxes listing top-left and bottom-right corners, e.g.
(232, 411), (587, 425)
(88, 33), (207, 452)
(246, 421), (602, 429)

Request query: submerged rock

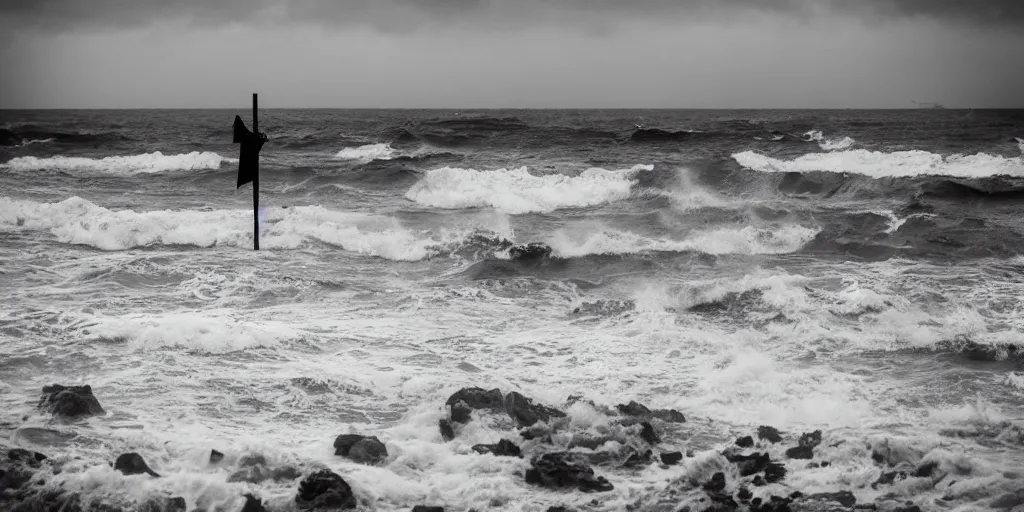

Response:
(727, 452), (771, 476)
(639, 421), (660, 445)
(295, 470), (356, 510)
(240, 494), (268, 512)
(38, 384), (105, 419)
(229, 465), (301, 484)
(735, 436), (754, 448)
(703, 472), (727, 492)
(141, 496), (187, 512)
(411, 507), (445, 512)
(757, 426), (783, 444)
(871, 470), (907, 489)
(524, 452), (614, 492)
(114, 453), (160, 477)
(660, 451), (683, 465)
(785, 445), (814, 459)
(764, 462), (787, 483)
(438, 419), (455, 441)
(209, 449), (224, 464)
(622, 450), (654, 468)
(334, 434), (388, 465)
(471, 439), (521, 457)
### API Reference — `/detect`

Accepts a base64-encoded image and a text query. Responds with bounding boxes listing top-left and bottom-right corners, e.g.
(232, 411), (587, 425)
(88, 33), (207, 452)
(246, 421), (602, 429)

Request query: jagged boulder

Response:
(114, 453), (160, 477)
(615, 401), (686, 423)
(445, 387), (504, 424)
(757, 426), (782, 444)
(504, 391), (566, 427)
(333, 434), (388, 465)
(295, 470), (356, 510)
(524, 452), (613, 492)
(38, 384), (105, 419)
(472, 439), (521, 457)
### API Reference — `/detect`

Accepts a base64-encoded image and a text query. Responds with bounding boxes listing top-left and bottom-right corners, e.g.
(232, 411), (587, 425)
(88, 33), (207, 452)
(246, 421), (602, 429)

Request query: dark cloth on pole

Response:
(233, 115), (267, 188)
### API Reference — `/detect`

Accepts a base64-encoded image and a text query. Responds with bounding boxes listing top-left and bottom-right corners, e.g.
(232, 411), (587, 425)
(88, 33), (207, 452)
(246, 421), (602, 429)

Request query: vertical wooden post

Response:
(252, 93), (259, 251)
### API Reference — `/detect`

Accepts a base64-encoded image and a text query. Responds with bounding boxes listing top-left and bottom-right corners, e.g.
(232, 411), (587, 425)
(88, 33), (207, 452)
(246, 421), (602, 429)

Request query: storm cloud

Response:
(1, 0), (1022, 108)
(1, 0), (1023, 33)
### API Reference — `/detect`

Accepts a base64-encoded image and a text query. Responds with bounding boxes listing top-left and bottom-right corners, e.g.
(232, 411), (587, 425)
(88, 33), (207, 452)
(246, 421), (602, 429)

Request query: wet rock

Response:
(524, 452), (614, 492)
(240, 494), (268, 512)
(660, 451), (683, 465)
(228, 465), (302, 484)
(546, 507), (571, 512)
(871, 470), (907, 489)
(334, 434), (388, 465)
(240, 454), (267, 467)
(622, 450), (653, 468)
(764, 462), (787, 483)
(913, 460), (939, 478)
(439, 419), (455, 441)
(38, 384), (105, 419)
(749, 495), (794, 512)
(737, 487), (753, 502)
(504, 391), (566, 427)
(802, 491), (856, 507)
(616, 401), (651, 417)
(142, 496), (187, 512)
(735, 436), (754, 448)
(509, 243), (552, 262)
(445, 387), (504, 424)
(471, 439), (521, 457)
(751, 475), (767, 487)
(893, 506), (921, 512)
(726, 452), (771, 476)
(990, 490), (1024, 509)
(114, 453), (160, 477)
(798, 430), (822, 448)
(295, 469), (356, 510)
(7, 449), (47, 467)
(411, 507), (445, 512)
(210, 450), (224, 464)
(757, 426), (782, 444)
(615, 401), (685, 423)
(639, 421), (660, 445)
(706, 491), (739, 510)
(702, 472), (726, 492)
(785, 446), (814, 460)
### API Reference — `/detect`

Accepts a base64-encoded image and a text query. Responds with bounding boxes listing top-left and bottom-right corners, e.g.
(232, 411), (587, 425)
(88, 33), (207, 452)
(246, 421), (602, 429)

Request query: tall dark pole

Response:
(252, 93), (259, 251)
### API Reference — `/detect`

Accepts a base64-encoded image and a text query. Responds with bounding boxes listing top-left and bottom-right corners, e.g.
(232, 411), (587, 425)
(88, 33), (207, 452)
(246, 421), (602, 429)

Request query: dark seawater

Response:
(1, 109), (1024, 511)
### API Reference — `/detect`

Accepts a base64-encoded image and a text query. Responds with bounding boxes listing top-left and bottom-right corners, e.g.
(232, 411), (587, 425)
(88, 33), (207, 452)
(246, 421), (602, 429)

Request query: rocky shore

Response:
(2, 384), (1021, 511)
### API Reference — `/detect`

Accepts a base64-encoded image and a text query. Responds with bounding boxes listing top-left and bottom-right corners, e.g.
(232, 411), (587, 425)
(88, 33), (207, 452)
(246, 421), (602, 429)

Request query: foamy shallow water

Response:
(2, 109), (1024, 511)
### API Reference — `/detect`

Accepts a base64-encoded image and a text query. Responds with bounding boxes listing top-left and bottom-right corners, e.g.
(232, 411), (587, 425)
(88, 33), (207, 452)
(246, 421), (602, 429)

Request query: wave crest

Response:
(732, 149), (1024, 179)
(549, 224), (820, 258)
(334, 143), (396, 162)
(804, 130), (856, 151)
(2, 151), (234, 175)
(405, 164), (651, 214)
(0, 196), (484, 260)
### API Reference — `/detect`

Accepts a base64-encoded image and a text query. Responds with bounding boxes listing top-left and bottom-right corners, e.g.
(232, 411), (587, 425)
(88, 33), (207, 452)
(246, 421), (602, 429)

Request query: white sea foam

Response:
(1016, 137), (1024, 154)
(804, 130), (856, 150)
(2, 151), (234, 174)
(405, 164), (650, 214)
(19, 138), (55, 146)
(334, 143), (396, 162)
(0, 196), (467, 259)
(79, 312), (295, 353)
(732, 149), (1024, 178)
(548, 224), (820, 258)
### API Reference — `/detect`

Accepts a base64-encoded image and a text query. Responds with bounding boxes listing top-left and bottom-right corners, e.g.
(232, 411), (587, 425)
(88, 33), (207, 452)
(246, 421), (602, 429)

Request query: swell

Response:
(0, 125), (132, 147)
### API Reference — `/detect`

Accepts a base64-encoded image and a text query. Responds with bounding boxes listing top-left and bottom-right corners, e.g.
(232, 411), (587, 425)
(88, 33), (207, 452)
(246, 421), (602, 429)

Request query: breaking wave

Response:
(804, 130), (856, 150)
(405, 164), (651, 214)
(1, 151), (234, 175)
(548, 224), (820, 258)
(334, 143), (396, 162)
(79, 313), (294, 354)
(0, 196), (477, 259)
(732, 149), (1024, 179)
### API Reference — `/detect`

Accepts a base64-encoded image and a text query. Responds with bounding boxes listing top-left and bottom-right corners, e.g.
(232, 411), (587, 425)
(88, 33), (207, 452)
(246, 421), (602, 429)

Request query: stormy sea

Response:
(1, 109), (1024, 512)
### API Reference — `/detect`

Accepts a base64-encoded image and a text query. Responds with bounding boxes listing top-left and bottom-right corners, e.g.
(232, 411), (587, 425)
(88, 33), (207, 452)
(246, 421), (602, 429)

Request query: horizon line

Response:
(2, 106), (1022, 111)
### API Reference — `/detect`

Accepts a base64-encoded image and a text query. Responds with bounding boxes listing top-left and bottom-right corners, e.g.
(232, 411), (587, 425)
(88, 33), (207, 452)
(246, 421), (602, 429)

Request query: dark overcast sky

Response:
(1, 0), (1022, 108)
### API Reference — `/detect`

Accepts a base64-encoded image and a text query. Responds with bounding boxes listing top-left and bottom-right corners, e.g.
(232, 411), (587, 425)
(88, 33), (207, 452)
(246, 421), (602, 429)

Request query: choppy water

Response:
(2, 109), (1024, 511)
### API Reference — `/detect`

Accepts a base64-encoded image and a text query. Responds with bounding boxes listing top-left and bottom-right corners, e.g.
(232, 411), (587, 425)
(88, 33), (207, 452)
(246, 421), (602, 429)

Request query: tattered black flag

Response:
(232, 115), (267, 188)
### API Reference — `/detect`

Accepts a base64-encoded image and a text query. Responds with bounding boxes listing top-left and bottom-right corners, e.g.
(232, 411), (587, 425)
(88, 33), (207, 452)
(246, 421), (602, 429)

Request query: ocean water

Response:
(1, 109), (1024, 511)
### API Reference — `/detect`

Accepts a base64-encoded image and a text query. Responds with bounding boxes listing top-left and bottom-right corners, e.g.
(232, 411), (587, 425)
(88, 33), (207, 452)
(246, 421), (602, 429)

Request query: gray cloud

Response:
(1, 0), (1022, 33)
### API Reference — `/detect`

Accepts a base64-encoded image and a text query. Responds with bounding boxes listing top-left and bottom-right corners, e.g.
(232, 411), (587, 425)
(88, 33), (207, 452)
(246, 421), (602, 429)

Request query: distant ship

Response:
(912, 100), (945, 109)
